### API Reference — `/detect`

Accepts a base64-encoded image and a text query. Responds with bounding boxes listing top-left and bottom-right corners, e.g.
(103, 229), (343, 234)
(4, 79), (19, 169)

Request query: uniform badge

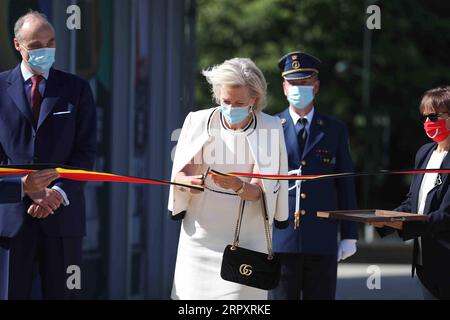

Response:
(280, 118), (287, 125)
(292, 61), (300, 69)
(317, 119), (324, 126)
(315, 148), (335, 165)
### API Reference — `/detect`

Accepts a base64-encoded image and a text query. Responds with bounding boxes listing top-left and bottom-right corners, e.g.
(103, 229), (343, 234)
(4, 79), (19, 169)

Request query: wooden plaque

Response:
(316, 209), (428, 223)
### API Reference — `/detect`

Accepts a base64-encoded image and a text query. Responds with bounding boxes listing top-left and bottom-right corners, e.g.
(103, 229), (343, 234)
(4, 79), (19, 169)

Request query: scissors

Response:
(201, 166), (211, 185)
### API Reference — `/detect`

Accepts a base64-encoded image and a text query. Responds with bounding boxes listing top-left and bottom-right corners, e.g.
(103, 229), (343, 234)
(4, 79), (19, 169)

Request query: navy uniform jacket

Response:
(0, 65), (96, 238)
(0, 178), (21, 204)
(273, 108), (358, 255)
(380, 143), (450, 298)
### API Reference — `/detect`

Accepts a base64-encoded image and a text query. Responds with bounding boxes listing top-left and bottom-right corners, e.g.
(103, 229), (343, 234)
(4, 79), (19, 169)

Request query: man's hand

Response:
(22, 169), (60, 193)
(337, 239), (357, 262)
(27, 203), (53, 219)
(27, 188), (64, 219)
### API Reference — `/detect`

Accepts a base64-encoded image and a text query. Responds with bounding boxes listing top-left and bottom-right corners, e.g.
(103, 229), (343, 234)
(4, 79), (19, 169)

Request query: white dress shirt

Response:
(417, 150), (447, 214)
(289, 106), (315, 135)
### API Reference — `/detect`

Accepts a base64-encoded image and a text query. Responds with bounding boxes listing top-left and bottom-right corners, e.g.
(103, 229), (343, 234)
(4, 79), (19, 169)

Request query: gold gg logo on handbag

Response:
(220, 195), (281, 290)
(239, 264), (253, 276)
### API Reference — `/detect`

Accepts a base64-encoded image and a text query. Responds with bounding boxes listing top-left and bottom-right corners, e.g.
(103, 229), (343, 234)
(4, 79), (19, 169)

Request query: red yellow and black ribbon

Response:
(0, 164), (204, 191)
(209, 168), (450, 181)
(2, 164), (450, 191)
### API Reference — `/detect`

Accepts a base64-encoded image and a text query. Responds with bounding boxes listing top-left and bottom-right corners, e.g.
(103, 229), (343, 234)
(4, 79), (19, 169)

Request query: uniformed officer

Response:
(269, 51), (359, 300)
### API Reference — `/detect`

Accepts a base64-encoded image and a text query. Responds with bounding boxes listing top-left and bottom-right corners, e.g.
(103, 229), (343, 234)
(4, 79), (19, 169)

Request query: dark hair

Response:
(419, 86), (450, 114)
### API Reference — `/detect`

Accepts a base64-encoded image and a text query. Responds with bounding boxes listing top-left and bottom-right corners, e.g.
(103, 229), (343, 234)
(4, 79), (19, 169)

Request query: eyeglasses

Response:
(420, 112), (449, 123)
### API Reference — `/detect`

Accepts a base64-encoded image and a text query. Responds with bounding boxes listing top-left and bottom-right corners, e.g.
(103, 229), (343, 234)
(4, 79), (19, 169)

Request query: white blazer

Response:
(168, 107), (289, 226)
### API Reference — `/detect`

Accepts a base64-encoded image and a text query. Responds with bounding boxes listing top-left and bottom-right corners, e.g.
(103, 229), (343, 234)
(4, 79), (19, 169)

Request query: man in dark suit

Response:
(0, 169), (60, 204)
(269, 51), (359, 300)
(1, 169), (59, 300)
(0, 11), (96, 299)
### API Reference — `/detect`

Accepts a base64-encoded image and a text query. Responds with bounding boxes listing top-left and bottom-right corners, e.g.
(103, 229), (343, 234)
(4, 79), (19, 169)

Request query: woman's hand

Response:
(370, 222), (387, 228)
(385, 221), (403, 230)
(212, 175), (262, 201)
(175, 173), (204, 194)
(211, 175), (242, 191)
(370, 221), (403, 230)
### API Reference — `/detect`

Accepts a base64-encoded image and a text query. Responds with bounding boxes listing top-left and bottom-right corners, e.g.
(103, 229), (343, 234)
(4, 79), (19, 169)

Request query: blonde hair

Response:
(202, 57), (267, 111)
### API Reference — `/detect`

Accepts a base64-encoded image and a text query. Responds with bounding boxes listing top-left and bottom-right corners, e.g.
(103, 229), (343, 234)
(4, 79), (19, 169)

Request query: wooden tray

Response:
(316, 209), (428, 223)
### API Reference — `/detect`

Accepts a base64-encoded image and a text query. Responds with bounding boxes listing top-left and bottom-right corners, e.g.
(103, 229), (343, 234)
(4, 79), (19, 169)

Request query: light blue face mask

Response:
(219, 103), (252, 125)
(287, 85), (315, 110)
(25, 47), (56, 74)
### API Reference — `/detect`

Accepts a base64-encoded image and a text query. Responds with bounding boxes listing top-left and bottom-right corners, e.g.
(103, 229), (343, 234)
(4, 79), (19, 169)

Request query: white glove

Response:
(337, 239), (357, 262)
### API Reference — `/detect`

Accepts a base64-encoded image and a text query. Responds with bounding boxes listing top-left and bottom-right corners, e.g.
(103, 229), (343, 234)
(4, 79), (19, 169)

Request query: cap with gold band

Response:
(278, 51), (321, 80)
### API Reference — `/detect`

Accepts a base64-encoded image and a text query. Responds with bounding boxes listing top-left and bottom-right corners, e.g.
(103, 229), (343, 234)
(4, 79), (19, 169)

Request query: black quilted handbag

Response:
(220, 191), (281, 290)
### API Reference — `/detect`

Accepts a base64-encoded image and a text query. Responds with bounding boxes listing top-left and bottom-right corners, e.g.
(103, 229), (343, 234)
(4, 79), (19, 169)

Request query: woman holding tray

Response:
(374, 86), (450, 300)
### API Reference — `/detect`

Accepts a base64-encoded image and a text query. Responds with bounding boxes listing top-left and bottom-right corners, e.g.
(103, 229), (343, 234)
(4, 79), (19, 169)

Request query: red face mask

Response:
(424, 119), (450, 142)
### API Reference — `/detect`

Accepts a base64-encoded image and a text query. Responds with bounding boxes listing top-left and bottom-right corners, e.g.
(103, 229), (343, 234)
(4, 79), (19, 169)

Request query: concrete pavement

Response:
(336, 263), (423, 300)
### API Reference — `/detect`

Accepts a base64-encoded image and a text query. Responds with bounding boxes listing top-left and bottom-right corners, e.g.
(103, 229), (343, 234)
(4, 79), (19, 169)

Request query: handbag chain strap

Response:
(231, 186), (274, 260)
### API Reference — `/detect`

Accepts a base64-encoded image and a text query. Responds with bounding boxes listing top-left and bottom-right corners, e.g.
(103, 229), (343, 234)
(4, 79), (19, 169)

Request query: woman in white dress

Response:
(168, 58), (289, 300)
